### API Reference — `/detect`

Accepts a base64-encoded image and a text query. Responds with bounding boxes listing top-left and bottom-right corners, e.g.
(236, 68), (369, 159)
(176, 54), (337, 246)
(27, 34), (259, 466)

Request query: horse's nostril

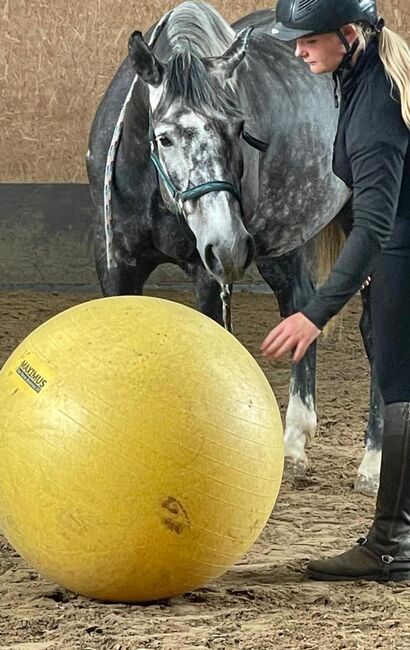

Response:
(204, 243), (218, 272)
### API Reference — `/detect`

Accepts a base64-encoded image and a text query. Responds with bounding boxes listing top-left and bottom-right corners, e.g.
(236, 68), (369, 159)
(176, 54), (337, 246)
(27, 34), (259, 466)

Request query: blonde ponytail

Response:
(378, 27), (410, 128)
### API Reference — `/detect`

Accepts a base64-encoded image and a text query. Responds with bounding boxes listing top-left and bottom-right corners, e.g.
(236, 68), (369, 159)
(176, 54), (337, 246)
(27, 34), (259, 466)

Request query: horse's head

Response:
(128, 28), (255, 284)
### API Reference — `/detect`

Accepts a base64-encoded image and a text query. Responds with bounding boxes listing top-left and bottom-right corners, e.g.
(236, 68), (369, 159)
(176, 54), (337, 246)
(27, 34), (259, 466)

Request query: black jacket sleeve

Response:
(301, 73), (408, 330)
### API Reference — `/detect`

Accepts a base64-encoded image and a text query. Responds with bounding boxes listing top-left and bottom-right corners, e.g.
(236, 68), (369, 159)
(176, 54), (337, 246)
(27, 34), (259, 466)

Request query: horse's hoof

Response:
(354, 473), (379, 497)
(284, 456), (308, 479)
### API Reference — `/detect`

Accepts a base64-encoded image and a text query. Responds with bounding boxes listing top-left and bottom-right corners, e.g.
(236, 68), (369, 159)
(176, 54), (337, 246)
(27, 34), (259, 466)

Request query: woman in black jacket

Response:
(263, 0), (410, 581)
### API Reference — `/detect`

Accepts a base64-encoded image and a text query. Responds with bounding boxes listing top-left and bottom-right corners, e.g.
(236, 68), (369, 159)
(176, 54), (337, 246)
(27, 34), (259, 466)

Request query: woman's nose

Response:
(295, 42), (306, 58)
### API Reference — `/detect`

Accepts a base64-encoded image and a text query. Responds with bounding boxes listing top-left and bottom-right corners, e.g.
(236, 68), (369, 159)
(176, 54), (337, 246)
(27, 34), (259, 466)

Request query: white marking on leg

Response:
(284, 392), (317, 465)
(357, 448), (381, 483)
(355, 447), (381, 495)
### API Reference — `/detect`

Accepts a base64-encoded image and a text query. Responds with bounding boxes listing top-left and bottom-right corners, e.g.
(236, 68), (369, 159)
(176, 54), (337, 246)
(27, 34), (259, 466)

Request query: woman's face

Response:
(295, 30), (354, 74)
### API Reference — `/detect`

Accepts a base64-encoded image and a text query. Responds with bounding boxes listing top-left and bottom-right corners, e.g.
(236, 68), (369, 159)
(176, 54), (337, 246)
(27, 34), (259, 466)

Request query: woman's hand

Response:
(261, 312), (321, 363)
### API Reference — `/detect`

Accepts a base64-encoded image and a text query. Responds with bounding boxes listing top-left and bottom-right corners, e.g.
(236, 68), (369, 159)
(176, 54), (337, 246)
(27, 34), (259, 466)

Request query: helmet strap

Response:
(332, 32), (361, 109)
(336, 28), (351, 53)
(336, 29), (360, 71)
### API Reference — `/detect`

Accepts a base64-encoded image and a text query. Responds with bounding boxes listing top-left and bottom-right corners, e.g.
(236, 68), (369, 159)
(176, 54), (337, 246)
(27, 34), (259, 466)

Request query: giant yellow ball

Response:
(0, 296), (283, 602)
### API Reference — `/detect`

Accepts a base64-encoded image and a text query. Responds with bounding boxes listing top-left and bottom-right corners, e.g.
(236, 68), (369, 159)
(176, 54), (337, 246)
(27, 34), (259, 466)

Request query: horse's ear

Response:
(128, 31), (164, 87)
(203, 27), (253, 81)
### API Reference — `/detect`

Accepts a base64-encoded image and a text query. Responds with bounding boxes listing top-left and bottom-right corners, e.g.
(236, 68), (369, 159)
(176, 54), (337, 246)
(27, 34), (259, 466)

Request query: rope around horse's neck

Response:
(103, 11), (173, 271)
(103, 76), (138, 270)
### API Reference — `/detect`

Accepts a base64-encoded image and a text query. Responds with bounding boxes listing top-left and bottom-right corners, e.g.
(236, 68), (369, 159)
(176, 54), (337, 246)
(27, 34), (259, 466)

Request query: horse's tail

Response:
(314, 218), (346, 286)
(313, 216), (347, 337)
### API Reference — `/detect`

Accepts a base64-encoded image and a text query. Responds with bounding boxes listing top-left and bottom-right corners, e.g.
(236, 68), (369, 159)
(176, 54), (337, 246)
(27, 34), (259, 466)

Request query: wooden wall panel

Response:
(2, 0), (409, 182)
(379, 0), (410, 35)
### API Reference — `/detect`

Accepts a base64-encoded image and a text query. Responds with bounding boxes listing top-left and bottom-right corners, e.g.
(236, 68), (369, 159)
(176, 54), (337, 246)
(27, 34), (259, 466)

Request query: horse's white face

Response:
(151, 93), (253, 283)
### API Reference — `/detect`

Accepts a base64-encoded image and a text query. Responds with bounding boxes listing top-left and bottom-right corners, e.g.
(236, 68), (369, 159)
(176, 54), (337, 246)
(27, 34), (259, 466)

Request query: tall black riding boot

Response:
(306, 402), (410, 581)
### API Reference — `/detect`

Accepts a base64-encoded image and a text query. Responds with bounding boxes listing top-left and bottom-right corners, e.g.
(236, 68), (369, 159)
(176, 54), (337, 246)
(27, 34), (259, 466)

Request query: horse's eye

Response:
(158, 135), (173, 148)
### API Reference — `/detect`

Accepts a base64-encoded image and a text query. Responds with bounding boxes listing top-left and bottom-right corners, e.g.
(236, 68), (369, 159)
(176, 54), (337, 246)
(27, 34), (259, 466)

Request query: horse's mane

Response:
(164, 48), (242, 119)
(167, 1), (235, 57)
(158, 2), (243, 119)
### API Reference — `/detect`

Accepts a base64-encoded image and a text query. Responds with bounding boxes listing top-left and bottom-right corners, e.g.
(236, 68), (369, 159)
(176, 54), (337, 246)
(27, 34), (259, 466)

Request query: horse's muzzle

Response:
(204, 234), (255, 283)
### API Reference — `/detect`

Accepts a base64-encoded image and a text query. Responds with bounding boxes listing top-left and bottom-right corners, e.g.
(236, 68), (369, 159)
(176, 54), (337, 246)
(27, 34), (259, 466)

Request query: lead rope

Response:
(103, 10), (173, 270)
(220, 284), (233, 333)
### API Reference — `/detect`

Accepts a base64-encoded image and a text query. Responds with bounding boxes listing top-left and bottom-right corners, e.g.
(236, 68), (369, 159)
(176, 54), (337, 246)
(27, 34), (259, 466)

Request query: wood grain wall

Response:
(2, 0), (409, 182)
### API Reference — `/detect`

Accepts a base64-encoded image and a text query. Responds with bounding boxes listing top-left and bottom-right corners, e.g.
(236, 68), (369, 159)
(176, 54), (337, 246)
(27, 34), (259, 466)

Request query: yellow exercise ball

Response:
(0, 296), (283, 602)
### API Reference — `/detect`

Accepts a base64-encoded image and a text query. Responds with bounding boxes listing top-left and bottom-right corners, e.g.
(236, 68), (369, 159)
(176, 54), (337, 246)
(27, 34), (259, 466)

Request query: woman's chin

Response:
(308, 62), (325, 74)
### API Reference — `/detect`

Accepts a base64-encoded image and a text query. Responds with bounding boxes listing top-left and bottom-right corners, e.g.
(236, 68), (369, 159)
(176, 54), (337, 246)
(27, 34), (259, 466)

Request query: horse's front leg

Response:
(354, 283), (384, 496)
(283, 346), (317, 477)
(94, 222), (161, 296)
(257, 249), (317, 478)
(188, 263), (224, 325)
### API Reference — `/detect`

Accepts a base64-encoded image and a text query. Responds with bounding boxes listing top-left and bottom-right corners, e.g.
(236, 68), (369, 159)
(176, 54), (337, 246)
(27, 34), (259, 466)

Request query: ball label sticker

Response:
(16, 359), (48, 393)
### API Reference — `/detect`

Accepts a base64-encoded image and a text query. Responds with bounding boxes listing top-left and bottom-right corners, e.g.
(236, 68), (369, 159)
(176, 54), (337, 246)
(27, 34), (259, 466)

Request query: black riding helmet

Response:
(271, 0), (379, 41)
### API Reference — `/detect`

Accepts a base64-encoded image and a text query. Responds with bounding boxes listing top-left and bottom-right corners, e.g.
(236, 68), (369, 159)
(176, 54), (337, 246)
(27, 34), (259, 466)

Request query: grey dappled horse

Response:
(87, 2), (383, 495)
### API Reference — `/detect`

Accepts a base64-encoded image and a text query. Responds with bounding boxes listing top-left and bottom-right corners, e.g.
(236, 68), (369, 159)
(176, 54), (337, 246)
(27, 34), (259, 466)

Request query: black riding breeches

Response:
(371, 253), (410, 405)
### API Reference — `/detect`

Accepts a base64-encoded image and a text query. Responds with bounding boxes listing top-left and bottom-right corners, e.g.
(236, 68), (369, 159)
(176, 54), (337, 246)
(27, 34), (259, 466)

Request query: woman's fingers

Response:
(261, 328), (290, 358)
(272, 336), (296, 360)
(261, 312), (321, 363)
(292, 338), (309, 363)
